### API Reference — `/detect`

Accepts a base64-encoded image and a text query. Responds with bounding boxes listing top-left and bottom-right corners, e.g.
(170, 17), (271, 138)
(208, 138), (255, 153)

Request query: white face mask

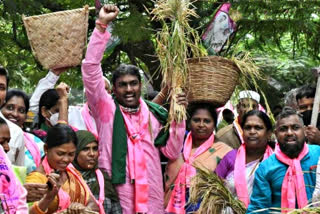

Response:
(47, 111), (59, 126)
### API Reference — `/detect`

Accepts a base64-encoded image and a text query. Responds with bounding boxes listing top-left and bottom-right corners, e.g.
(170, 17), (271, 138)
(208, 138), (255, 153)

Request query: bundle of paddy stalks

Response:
(251, 202), (320, 213)
(151, 0), (205, 124)
(287, 207), (320, 214)
(189, 167), (246, 214)
(151, 0), (274, 125)
(231, 52), (275, 124)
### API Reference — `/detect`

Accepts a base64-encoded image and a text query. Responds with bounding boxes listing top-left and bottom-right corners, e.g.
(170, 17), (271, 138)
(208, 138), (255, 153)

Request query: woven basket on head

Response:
(187, 56), (240, 107)
(22, 6), (90, 70)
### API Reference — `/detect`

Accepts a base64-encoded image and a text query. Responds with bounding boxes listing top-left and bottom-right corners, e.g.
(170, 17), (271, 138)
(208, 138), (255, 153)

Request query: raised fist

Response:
(98, 4), (119, 25)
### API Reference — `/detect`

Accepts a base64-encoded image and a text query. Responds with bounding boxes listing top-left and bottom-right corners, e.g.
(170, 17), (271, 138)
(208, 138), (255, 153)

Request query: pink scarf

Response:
(120, 99), (149, 213)
(275, 143), (309, 211)
(81, 103), (98, 139)
(42, 157), (89, 212)
(95, 169), (105, 214)
(23, 132), (41, 167)
(166, 132), (214, 214)
(234, 143), (273, 207)
(0, 146), (27, 213)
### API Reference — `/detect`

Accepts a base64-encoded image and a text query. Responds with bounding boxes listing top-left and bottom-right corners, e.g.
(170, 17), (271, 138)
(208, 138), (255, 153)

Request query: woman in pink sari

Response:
(215, 110), (274, 209)
(0, 117), (28, 213)
(164, 102), (232, 213)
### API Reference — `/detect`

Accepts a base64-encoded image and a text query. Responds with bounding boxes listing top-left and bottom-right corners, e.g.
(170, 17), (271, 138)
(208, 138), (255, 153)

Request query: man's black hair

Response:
(111, 64), (141, 86)
(296, 85), (315, 102)
(276, 106), (304, 124)
(0, 66), (10, 88)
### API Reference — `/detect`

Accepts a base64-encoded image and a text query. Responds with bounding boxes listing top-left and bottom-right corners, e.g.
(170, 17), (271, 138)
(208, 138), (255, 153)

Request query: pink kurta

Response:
(0, 146), (28, 213)
(82, 28), (185, 214)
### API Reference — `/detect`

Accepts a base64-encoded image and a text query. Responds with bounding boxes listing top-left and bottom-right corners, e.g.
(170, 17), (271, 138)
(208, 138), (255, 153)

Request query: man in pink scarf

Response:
(247, 107), (320, 213)
(81, 4), (186, 214)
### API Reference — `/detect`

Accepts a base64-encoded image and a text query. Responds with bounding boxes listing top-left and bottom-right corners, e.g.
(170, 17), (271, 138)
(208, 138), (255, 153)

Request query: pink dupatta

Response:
(166, 132), (214, 214)
(95, 169), (106, 214)
(0, 146), (27, 213)
(120, 99), (149, 213)
(81, 103), (98, 139)
(275, 143), (309, 211)
(23, 132), (41, 167)
(234, 143), (273, 207)
(42, 157), (89, 212)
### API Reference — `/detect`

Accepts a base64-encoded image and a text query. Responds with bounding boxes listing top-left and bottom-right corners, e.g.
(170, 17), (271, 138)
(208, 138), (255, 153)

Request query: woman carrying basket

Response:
(164, 102), (232, 213)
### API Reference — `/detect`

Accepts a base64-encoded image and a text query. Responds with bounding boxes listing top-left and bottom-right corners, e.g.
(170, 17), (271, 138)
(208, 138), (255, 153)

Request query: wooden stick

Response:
(311, 67), (320, 126)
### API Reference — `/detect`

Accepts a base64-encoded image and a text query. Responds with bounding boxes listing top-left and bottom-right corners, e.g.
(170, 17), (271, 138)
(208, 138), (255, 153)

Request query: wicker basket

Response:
(22, 6), (90, 69)
(187, 56), (240, 107)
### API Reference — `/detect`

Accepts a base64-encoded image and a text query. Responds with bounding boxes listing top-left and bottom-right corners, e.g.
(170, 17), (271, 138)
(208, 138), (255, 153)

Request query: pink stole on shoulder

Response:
(42, 157), (89, 212)
(95, 169), (105, 214)
(81, 103), (98, 139)
(120, 99), (149, 213)
(275, 143), (309, 211)
(166, 132), (214, 214)
(23, 132), (41, 167)
(0, 146), (27, 213)
(234, 143), (273, 207)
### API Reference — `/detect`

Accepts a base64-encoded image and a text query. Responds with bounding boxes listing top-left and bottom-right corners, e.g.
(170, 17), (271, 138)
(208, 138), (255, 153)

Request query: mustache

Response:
(284, 136), (297, 142)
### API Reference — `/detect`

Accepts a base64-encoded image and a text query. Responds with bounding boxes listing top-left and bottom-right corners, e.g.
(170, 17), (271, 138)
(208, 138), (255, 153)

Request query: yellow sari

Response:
(26, 169), (90, 214)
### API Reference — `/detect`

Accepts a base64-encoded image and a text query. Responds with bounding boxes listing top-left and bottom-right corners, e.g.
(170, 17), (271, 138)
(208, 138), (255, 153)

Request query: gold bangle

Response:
(57, 120), (68, 124)
(32, 202), (47, 214)
(158, 91), (165, 99)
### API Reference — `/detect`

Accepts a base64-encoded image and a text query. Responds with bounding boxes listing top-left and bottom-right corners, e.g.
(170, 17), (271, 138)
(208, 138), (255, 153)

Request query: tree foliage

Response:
(0, 0), (319, 105)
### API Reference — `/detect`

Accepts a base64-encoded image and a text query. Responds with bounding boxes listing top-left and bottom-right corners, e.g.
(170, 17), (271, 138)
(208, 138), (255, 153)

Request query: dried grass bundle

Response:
(151, 0), (205, 124)
(231, 53), (275, 123)
(189, 167), (246, 214)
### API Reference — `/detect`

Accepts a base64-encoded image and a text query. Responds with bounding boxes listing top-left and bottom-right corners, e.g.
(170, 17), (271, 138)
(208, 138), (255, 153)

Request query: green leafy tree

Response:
(0, 0), (319, 106)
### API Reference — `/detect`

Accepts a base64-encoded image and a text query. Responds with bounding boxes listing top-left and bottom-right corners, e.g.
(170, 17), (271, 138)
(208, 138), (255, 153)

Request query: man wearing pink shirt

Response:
(82, 4), (186, 214)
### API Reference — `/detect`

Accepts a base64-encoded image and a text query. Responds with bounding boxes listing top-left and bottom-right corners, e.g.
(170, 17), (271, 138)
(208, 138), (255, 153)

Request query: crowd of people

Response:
(0, 4), (320, 214)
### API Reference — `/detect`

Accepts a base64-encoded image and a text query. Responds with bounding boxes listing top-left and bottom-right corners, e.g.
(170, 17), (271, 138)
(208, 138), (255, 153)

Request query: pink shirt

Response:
(82, 28), (185, 214)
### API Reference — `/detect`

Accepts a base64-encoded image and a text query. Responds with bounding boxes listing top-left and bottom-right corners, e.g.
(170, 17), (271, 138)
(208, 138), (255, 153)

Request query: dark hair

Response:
(0, 66), (10, 88)
(4, 89), (30, 113)
(38, 89), (59, 127)
(46, 124), (77, 149)
(0, 117), (8, 127)
(111, 64), (141, 86)
(241, 110), (273, 131)
(296, 85), (315, 101)
(276, 106), (303, 124)
(187, 102), (217, 126)
(222, 109), (234, 124)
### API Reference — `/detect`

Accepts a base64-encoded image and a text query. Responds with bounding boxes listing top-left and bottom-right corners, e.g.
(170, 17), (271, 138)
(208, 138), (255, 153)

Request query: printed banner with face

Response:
(202, 3), (236, 55)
